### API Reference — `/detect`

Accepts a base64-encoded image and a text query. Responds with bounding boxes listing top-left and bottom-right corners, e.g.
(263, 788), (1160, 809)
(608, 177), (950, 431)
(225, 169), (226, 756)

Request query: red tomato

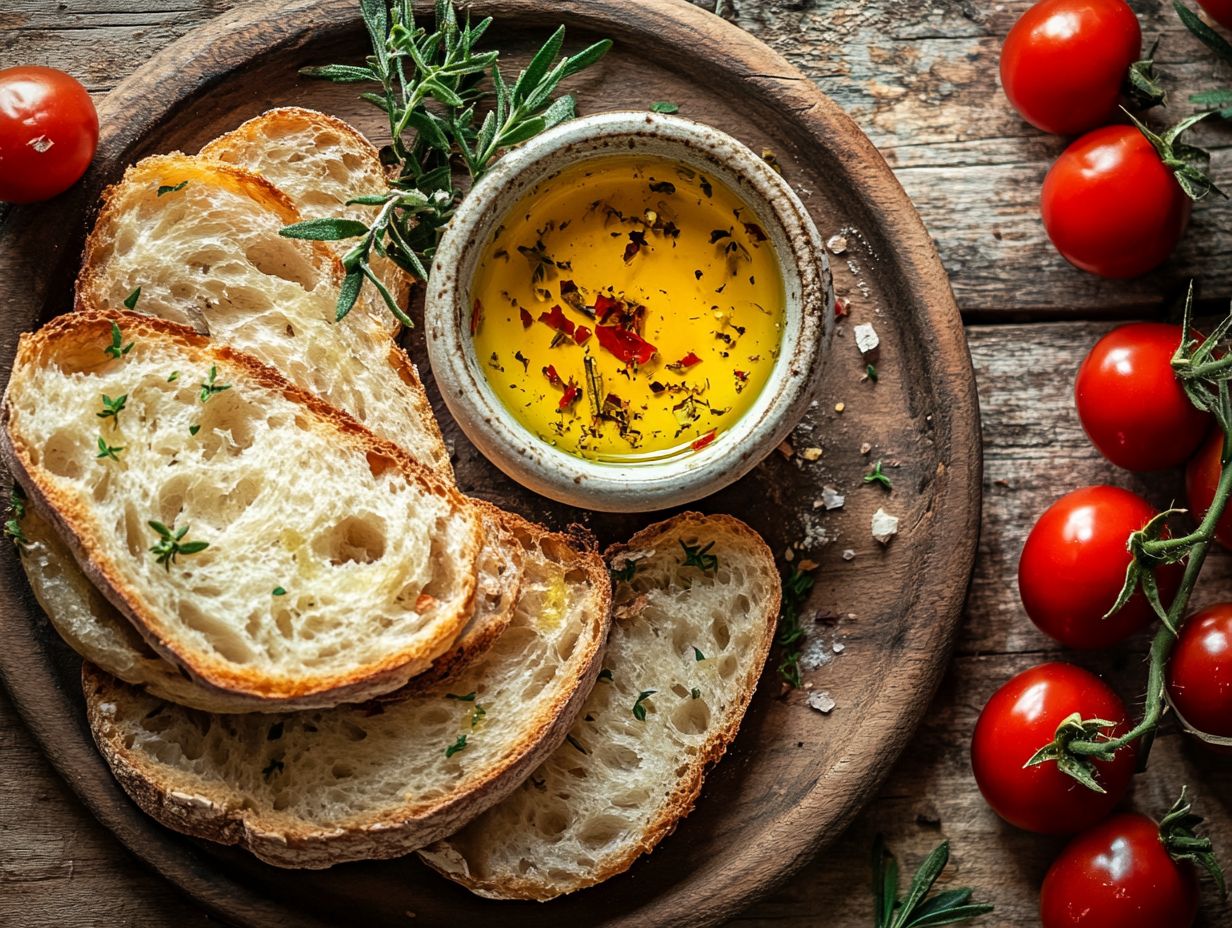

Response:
(0, 66), (98, 204)
(1197, 0), (1232, 30)
(1185, 431), (1232, 548)
(1000, 0), (1142, 135)
(971, 663), (1136, 834)
(1040, 813), (1198, 928)
(1041, 126), (1190, 278)
(1075, 323), (1211, 471)
(1019, 486), (1182, 649)
(1167, 604), (1232, 745)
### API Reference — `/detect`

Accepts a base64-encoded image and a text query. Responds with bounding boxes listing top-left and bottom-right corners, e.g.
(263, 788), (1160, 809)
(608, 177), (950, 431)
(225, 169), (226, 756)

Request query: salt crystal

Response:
(871, 508), (899, 544)
(807, 691), (837, 713)
(826, 234), (848, 255)
(821, 486), (845, 510)
(853, 322), (880, 362)
(860, 442), (872, 455)
(833, 641), (845, 653)
(842, 548), (856, 560)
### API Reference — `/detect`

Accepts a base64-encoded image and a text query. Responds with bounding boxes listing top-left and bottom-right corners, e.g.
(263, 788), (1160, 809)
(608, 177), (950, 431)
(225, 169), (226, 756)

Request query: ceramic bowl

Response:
(425, 111), (834, 512)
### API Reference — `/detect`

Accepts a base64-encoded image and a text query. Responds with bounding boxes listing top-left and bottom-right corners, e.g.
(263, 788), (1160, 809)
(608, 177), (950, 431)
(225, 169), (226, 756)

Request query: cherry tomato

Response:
(1197, 0), (1232, 30)
(1075, 323), (1211, 471)
(1000, 0), (1142, 136)
(1019, 486), (1182, 649)
(1185, 431), (1232, 548)
(1041, 125), (1190, 278)
(1040, 812), (1198, 928)
(1167, 604), (1232, 746)
(0, 66), (98, 204)
(971, 663), (1136, 834)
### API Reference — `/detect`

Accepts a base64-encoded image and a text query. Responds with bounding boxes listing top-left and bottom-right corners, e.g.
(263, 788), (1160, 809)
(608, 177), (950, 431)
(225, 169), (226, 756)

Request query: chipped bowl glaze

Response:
(425, 111), (834, 513)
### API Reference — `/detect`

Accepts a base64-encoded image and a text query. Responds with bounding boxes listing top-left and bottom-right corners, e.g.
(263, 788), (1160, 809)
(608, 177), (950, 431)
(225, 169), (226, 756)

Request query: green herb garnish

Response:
(470, 703), (486, 727)
(167, 371), (179, 382)
(4, 486), (28, 548)
(866, 363), (878, 382)
(692, 646), (706, 662)
(123, 287), (141, 310)
(96, 393), (127, 426)
(872, 837), (993, 928)
(446, 691), (477, 701)
(691, 687), (701, 699)
(650, 101), (679, 114)
(632, 689), (656, 721)
(864, 460), (892, 490)
(96, 436), (124, 461)
(148, 521), (210, 570)
(188, 424), (201, 436)
(445, 734), (468, 758)
(198, 365), (231, 404)
(680, 540), (718, 572)
(287, 0), (612, 325)
(777, 567), (815, 688)
(272, 586), (286, 596)
(104, 322), (134, 359)
(157, 181), (188, 196)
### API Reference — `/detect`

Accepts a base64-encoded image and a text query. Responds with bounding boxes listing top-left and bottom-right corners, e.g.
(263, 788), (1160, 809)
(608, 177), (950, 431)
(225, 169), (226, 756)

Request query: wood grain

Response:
(0, 0), (979, 926)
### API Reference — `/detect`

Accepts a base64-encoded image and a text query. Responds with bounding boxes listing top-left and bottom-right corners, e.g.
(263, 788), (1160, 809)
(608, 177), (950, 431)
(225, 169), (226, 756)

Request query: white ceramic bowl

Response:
(425, 111), (834, 512)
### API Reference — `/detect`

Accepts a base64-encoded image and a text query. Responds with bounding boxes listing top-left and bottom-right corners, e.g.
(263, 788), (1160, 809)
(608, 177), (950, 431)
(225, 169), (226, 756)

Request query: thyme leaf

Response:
(148, 520), (210, 570)
(96, 436), (124, 461)
(96, 393), (127, 426)
(445, 733), (468, 758)
(632, 689), (656, 721)
(680, 539), (718, 572)
(198, 365), (231, 404)
(104, 322), (134, 359)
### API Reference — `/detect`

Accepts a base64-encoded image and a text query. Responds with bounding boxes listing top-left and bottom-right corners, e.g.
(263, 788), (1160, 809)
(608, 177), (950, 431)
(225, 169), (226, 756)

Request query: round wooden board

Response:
(0, 1), (981, 925)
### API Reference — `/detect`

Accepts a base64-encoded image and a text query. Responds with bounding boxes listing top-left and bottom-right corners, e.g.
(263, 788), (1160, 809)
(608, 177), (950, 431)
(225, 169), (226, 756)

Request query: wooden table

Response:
(3, 0), (1232, 924)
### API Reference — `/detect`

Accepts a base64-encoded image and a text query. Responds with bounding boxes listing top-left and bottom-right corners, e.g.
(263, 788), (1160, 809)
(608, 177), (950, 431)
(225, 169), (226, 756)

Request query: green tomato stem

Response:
(1071, 428), (1232, 757)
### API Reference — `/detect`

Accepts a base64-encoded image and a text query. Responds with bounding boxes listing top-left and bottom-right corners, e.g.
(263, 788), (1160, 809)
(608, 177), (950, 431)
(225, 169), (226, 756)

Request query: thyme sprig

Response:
(680, 540), (718, 572)
(104, 322), (133, 359)
(1038, 285), (1232, 781)
(872, 837), (993, 928)
(4, 485), (28, 548)
(148, 521), (210, 570)
(283, 0), (611, 324)
(777, 566), (815, 688)
(97, 393), (127, 426)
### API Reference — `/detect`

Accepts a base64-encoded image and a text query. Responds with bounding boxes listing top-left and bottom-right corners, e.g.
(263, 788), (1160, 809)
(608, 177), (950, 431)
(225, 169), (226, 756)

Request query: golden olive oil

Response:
(470, 155), (785, 463)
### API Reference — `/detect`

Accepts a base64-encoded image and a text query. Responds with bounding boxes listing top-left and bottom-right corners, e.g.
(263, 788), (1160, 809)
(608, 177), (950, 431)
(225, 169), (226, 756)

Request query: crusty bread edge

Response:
(74, 153), (344, 312)
(2, 309), (480, 706)
(420, 511), (782, 900)
(82, 512), (612, 868)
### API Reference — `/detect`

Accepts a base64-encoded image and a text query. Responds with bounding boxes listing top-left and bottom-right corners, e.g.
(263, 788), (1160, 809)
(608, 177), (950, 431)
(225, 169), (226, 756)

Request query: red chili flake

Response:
(574, 325), (592, 345)
(594, 294), (623, 323)
(692, 429), (717, 451)
(595, 324), (657, 366)
(470, 299), (483, 336)
(835, 297), (851, 319)
(678, 352), (702, 369)
(519, 307), (534, 328)
(734, 370), (749, 381)
(559, 381), (581, 410)
(743, 222), (768, 242)
(538, 305), (575, 338)
(543, 365), (562, 386)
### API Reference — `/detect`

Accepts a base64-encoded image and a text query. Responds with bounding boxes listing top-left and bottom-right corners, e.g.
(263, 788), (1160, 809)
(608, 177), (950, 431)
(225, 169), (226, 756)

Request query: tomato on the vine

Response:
(971, 663), (1136, 834)
(1075, 323), (1211, 471)
(1186, 430), (1232, 548)
(1041, 125), (1190, 278)
(1019, 486), (1182, 649)
(1167, 603), (1232, 745)
(0, 66), (98, 204)
(1040, 812), (1199, 928)
(1197, 0), (1232, 30)
(1000, 0), (1142, 136)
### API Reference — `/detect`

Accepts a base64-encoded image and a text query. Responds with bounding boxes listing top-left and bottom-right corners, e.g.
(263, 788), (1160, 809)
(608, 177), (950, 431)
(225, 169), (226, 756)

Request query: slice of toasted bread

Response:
(75, 153), (450, 477)
(419, 512), (781, 900)
(82, 514), (612, 869)
(2, 309), (480, 705)
(199, 106), (408, 334)
(17, 499), (522, 712)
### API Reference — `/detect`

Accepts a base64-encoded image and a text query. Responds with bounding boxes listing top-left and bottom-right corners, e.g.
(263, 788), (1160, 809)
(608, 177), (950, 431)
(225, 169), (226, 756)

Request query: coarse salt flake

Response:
(872, 508), (899, 544)
(807, 691), (837, 713)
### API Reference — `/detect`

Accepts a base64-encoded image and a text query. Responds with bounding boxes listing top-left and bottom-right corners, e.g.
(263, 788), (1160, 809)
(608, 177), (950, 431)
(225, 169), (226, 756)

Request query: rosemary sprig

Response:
(872, 837), (993, 928)
(148, 521), (210, 570)
(284, 0), (612, 324)
(777, 566), (815, 687)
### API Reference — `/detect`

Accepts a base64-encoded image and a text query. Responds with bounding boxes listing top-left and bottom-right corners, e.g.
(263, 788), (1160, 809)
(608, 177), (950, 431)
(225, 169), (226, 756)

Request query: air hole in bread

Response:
(242, 241), (322, 293)
(123, 501), (144, 557)
(43, 429), (85, 479)
(157, 476), (189, 525)
(91, 468), (112, 502)
(177, 600), (256, 664)
(670, 683), (689, 699)
(49, 341), (111, 376)
(312, 514), (387, 565)
(534, 805), (570, 839)
(577, 814), (624, 849)
(712, 618), (731, 651)
(365, 452), (395, 479)
(717, 655), (737, 679)
(670, 698), (711, 735)
(595, 744), (640, 772)
(340, 721), (367, 742)
(331, 763), (353, 780)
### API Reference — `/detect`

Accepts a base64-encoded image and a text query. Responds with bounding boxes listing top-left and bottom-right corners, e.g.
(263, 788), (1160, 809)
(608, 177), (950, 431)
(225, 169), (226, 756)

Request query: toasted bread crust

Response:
(3, 309), (480, 705)
(421, 512), (781, 900)
(82, 512), (612, 868)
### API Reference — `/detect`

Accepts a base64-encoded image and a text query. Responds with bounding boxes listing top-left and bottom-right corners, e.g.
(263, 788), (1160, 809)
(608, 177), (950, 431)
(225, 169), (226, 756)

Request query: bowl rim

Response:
(425, 110), (833, 512)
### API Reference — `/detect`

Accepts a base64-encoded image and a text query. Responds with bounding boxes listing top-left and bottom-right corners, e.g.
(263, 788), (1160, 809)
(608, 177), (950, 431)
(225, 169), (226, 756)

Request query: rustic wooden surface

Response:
(1, 0), (1230, 926)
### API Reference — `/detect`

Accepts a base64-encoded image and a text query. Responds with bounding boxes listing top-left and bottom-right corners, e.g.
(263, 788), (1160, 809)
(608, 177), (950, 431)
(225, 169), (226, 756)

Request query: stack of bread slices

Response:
(2, 107), (783, 897)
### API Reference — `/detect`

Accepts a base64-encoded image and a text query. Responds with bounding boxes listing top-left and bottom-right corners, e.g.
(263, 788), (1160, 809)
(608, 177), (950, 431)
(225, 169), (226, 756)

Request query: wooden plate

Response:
(0, 1), (981, 924)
